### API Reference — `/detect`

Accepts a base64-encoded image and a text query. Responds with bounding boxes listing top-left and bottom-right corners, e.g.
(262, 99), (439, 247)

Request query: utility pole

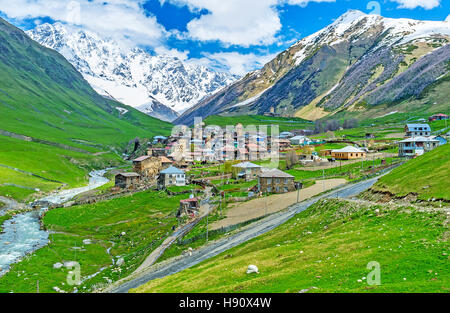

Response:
(36, 280), (39, 294)
(206, 213), (209, 242)
(322, 169), (325, 192)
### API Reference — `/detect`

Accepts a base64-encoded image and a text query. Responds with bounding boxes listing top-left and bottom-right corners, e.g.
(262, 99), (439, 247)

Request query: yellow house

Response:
(331, 146), (366, 160)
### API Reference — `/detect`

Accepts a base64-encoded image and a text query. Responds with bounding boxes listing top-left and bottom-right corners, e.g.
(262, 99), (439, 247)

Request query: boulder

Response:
(246, 265), (259, 274)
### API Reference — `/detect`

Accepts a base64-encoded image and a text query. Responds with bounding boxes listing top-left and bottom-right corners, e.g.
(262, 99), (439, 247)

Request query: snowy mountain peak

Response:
(27, 23), (237, 121)
(292, 10), (450, 65)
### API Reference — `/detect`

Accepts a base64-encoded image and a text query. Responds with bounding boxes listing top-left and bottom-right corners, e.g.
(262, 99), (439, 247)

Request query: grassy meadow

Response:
(133, 198), (449, 293)
(0, 190), (187, 293)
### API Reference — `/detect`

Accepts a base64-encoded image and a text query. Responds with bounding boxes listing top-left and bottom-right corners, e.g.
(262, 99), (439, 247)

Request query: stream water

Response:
(0, 169), (110, 276)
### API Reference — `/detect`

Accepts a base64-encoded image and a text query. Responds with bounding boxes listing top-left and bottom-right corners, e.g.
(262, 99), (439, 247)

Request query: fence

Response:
(177, 215), (266, 246)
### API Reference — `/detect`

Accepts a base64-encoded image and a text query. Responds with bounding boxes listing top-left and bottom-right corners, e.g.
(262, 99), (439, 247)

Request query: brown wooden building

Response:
(258, 169), (295, 194)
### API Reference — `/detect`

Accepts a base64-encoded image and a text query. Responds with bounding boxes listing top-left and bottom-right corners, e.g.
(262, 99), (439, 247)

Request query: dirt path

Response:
(134, 188), (214, 273)
(211, 178), (347, 230)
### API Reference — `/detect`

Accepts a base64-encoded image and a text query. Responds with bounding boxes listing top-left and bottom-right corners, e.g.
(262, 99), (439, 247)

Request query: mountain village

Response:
(0, 5), (449, 296)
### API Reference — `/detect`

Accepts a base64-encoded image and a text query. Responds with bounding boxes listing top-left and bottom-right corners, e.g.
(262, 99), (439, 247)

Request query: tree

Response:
(285, 150), (298, 170)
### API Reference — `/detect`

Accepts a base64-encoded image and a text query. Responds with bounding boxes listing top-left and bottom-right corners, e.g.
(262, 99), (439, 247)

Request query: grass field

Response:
(0, 190), (186, 293)
(0, 135), (126, 201)
(285, 157), (398, 181)
(372, 144), (450, 201)
(204, 115), (314, 134)
(0, 18), (173, 201)
(133, 199), (449, 293)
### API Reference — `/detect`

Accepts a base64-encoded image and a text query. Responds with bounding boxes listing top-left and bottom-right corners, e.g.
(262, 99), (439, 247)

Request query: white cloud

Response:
(0, 0), (165, 47)
(164, 0), (335, 47)
(189, 51), (278, 76)
(389, 0), (441, 10)
(154, 46), (190, 61)
(446, 15), (450, 22)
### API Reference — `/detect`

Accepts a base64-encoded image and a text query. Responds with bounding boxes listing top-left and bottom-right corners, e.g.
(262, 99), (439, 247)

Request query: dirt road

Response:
(211, 178), (347, 230)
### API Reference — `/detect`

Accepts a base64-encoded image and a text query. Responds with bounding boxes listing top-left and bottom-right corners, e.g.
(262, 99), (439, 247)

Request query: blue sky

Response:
(0, 0), (448, 75)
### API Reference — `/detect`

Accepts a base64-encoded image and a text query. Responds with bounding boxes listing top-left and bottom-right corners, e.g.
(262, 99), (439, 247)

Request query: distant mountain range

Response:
(0, 17), (172, 151)
(28, 23), (237, 122)
(176, 10), (450, 125)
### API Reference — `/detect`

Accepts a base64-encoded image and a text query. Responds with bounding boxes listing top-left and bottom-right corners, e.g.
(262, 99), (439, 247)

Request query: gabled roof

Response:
(117, 172), (140, 178)
(259, 169), (294, 179)
(290, 135), (308, 140)
(405, 124), (431, 131)
(160, 166), (185, 175)
(133, 156), (151, 162)
(232, 162), (261, 169)
(159, 156), (173, 163)
(399, 136), (439, 143)
(332, 146), (365, 153)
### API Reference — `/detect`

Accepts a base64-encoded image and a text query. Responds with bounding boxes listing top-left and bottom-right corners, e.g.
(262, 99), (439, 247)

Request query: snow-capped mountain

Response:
(177, 10), (450, 125)
(27, 23), (237, 122)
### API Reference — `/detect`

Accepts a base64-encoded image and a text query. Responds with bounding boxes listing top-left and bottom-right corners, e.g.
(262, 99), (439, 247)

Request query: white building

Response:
(158, 166), (186, 189)
(289, 136), (310, 146)
(398, 136), (440, 157)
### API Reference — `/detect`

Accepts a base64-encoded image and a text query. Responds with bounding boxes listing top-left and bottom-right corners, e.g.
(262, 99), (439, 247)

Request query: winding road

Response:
(105, 174), (383, 293)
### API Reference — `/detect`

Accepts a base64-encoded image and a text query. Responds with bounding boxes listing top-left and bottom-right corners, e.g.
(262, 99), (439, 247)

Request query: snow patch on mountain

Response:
(292, 10), (450, 65)
(27, 23), (237, 121)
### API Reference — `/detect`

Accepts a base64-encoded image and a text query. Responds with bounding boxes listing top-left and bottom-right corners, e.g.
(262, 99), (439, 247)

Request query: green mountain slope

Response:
(0, 18), (172, 200)
(371, 144), (450, 201)
(176, 11), (450, 125)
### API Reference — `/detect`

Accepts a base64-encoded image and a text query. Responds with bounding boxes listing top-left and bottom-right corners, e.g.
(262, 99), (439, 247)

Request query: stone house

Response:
(115, 173), (140, 189)
(133, 156), (162, 177)
(258, 169), (295, 194)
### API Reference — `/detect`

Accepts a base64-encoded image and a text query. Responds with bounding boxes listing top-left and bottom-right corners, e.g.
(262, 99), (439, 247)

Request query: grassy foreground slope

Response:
(133, 199), (449, 293)
(0, 18), (172, 199)
(372, 144), (450, 201)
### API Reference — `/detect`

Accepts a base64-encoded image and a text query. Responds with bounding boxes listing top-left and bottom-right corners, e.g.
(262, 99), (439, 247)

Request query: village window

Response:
(284, 187), (288, 193)
(267, 178), (272, 184)
(267, 187), (272, 193)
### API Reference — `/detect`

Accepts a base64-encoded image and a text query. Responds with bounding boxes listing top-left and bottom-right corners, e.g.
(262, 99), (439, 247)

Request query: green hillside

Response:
(0, 18), (172, 199)
(133, 199), (449, 293)
(372, 144), (450, 201)
(204, 115), (313, 133)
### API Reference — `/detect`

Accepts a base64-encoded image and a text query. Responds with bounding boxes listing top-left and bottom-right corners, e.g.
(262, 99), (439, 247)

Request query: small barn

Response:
(178, 198), (200, 218)
(115, 173), (140, 189)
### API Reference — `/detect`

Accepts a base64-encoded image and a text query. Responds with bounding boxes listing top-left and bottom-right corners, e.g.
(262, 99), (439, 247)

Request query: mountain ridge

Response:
(27, 22), (237, 122)
(176, 10), (450, 125)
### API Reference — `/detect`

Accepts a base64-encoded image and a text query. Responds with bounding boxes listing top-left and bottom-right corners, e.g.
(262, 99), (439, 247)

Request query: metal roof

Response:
(405, 124), (431, 131)
(117, 172), (140, 178)
(133, 156), (151, 162)
(332, 146), (365, 153)
(232, 162), (262, 169)
(160, 166), (185, 175)
(259, 169), (294, 179)
(399, 136), (439, 143)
